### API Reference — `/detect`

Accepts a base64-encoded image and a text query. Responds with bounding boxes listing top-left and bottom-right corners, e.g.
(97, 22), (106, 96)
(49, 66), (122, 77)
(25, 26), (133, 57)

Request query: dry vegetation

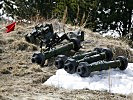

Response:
(0, 20), (133, 100)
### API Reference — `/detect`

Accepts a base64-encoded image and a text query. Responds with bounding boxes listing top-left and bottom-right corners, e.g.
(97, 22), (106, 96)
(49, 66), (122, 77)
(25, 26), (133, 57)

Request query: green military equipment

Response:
(68, 29), (84, 41)
(55, 48), (104, 69)
(77, 56), (128, 77)
(64, 48), (113, 74)
(25, 23), (84, 51)
(32, 38), (81, 67)
(25, 24), (54, 45)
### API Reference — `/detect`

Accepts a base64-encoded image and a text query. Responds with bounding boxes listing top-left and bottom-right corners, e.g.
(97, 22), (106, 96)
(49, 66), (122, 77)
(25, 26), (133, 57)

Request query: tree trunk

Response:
(128, 9), (132, 33)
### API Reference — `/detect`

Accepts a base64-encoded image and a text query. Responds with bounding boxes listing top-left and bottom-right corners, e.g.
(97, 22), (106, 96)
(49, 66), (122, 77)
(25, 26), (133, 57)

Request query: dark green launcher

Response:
(55, 48), (104, 69)
(31, 38), (81, 67)
(64, 48), (113, 74)
(77, 56), (128, 77)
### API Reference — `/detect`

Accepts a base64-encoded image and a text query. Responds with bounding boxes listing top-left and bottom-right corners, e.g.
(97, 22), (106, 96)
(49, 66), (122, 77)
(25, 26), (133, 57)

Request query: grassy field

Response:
(0, 20), (133, 100)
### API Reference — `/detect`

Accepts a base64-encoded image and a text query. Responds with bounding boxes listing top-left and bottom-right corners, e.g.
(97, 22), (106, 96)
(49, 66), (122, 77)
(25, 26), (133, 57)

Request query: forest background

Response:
(1, 0), (133, 38)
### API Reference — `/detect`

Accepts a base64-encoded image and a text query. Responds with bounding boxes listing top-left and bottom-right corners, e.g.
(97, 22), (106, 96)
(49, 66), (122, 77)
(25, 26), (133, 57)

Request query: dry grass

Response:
(10, 39), (38, 51)
(0, 67), (11, 74)
(127, 94), (133, 100)
(0, 38), (7, 45)
(82, 28), (133, 62)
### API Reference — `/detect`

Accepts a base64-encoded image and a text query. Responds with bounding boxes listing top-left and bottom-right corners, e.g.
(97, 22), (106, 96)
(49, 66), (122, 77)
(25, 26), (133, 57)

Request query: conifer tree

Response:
(92, 0), (133, 37)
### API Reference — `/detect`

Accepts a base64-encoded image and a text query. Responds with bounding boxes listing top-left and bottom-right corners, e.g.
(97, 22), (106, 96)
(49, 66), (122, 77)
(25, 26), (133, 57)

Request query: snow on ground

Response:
(0, 14), (14, 21)
(102, 30), (120, 38)
(44, 63), (133, 95)
(101, 13), (133, 38)
(0, 1), (14, 21)
(0, 6), (3, 15)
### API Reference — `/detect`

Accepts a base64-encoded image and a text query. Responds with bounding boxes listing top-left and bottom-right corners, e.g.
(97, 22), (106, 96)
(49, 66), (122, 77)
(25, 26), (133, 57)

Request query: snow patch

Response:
(44, 63), (133, 95)
(1, 14), (14, 21)
(0, 1), (14, 21)
(101, 30), (120, 38)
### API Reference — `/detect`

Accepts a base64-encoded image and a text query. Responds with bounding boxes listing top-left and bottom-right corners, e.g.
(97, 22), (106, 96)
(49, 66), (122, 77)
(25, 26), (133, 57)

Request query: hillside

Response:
(0, 20), (133, 100)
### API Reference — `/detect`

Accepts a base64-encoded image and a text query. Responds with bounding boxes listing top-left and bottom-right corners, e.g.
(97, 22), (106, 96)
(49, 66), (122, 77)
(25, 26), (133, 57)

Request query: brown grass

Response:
(0, 68), (11, 74)
(82, 28), (133, 62)
(0, 39), (7, 45)
(10, 40), (38, 51)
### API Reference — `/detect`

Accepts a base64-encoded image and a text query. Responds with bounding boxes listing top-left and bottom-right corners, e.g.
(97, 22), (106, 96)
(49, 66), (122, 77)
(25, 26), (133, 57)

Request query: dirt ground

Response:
(0, 20), (133, 100)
